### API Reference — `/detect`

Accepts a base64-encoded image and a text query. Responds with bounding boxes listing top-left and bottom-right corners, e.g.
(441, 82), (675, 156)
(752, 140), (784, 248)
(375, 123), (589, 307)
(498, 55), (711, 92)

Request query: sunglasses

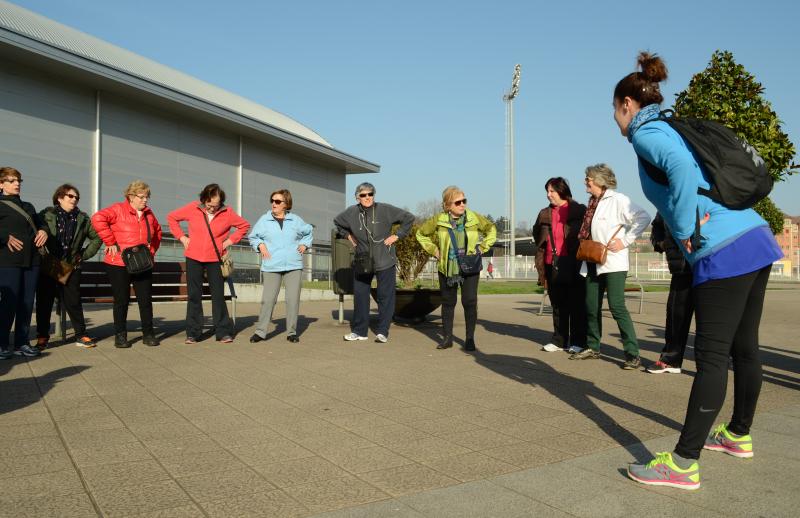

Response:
(453, 198), (467, 206)
(358, 192), (374, 198)
(270, 199), (284, 205)
(64, 193), (79, 201)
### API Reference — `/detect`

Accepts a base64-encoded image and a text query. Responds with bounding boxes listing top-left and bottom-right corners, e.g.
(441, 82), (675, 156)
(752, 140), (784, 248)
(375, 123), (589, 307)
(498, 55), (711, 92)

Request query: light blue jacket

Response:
(630, 108), (769, 264)
(248, 212), (313, 273)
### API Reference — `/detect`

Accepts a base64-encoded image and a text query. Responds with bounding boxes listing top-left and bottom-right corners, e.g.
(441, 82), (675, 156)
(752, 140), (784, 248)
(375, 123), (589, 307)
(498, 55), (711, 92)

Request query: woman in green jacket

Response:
(35, 184), (102, 349)
(417, 186), (496, 351)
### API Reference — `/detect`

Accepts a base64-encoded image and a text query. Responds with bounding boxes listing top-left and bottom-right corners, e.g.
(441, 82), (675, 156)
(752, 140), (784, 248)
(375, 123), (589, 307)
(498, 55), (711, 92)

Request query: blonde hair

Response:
(124, 180), (151, 198)
(585, 163), (617, 190)
(441, 185), (465, 211)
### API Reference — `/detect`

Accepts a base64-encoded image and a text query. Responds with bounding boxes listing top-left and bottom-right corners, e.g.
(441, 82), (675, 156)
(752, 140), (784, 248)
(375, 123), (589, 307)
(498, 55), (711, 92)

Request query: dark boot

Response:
(436, 335), (453, 350)
(114, 332), (130, 348)
(142, 333), (160, 347)
(463, 338), (476, 352)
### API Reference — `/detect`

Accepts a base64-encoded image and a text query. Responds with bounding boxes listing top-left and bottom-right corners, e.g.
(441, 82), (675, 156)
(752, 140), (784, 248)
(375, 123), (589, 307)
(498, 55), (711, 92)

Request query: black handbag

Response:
(446, 224), (482, 275)
(122, 217), (153, 274)
(352, 250), (374, 276)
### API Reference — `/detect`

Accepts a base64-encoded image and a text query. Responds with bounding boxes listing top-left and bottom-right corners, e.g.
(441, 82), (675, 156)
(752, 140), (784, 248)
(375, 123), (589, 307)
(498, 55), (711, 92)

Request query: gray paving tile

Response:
(0, 435), (65, 457)
(199, 489), (309, 518)
(228, 438), (316, 466)
(399, 479), (559, 517)
(252, 455), (351, 488)
(117, 504), (206, 517)
(0, 493), (98, 518)
(420, 452), (518, 482)
(0, 451), (73, 478)
(321, 445), (415, 474)
(447, 428), (524, 451)
(313, 499), (425, 518)
(71, 440), (153, 467)
(92, 479), (193, 518)
(79, 459), (172, 490)
(359, 463), (460, 497)
(0, 469), (84, 502)
(160, 449), (251, 478)
(481, 441), (573, 469)
(0, 421), (58, 439)
(386, 436), (473, 462)
(142, 434), (222, 458)
(284, 474), (389, 514)
(176, 467), (276, 502)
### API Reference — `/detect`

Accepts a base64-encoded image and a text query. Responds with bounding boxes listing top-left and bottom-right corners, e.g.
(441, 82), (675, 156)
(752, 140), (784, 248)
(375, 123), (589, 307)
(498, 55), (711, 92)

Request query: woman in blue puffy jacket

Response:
(616, 52), (783, 490)
(248, 189), (313, 343)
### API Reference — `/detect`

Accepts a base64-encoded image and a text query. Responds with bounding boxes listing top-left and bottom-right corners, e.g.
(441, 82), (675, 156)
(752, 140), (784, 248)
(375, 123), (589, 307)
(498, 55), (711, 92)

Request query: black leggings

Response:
(674, 265), (770, 459)
(105, 264), (154, 335)
(439, 272), (479, 340)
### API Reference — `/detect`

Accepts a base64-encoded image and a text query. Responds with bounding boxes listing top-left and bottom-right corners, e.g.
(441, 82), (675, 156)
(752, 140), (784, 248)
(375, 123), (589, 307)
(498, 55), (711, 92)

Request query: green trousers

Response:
(585, 266), (639, 357)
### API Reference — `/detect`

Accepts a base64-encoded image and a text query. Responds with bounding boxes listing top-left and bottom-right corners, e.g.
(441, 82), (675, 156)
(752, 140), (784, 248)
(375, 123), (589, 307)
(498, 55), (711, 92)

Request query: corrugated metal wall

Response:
(0, 59), (347, 242)
(0, 60), (94, 211)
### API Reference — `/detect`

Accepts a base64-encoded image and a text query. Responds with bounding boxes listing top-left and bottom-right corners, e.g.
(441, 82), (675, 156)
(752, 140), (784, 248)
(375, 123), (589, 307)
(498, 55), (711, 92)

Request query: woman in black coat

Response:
(0, 167), (48, 359)
(532, 177), (587, 354)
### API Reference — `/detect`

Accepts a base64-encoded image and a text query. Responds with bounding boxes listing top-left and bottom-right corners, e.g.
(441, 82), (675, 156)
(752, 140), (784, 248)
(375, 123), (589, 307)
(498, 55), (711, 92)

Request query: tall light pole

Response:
(503, 64), (521, 278)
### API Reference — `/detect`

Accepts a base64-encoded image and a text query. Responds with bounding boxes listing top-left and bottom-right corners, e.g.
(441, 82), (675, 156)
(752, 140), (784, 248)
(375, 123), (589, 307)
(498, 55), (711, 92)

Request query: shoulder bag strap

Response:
(1, 200), (37, 233)
(201, 211), (223, 264)
(546, 223), (558, 266)
(605, 225), (624, 247)
(145, 214), (151, 246)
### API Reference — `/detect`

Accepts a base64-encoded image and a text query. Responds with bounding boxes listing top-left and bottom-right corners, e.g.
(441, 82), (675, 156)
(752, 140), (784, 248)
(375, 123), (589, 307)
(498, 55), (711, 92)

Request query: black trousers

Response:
(36, 269), (86, 338)
(674, 265), (770, 460)
(660, 271), (694, 367)
(545, 264), (587, 348)
(0, 266), (39, 350)
(104, 264), (154, 335)
(438, 272), (479, 340)
(185, 258), (232, 339)
(352, 265), (396, 337)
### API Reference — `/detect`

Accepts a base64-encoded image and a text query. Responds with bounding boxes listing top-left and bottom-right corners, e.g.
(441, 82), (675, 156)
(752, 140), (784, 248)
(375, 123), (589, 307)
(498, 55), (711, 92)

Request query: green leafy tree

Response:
(394, 223), (432, 288)
(673, 50), (798, 234)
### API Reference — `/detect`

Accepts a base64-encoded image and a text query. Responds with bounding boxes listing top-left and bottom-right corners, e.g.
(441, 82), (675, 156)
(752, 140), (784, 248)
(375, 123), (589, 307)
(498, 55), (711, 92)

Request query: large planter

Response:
(371, 287), (442, 324)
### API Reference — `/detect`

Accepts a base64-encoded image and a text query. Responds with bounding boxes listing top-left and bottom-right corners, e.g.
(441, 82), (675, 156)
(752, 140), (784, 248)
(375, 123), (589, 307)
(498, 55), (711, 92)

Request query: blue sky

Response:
(13, 0), (800, 225)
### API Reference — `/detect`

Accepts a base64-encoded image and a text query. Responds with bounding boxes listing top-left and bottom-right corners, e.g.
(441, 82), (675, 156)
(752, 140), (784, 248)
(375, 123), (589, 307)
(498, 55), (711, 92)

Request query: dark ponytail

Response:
(614, 51), (668, 107)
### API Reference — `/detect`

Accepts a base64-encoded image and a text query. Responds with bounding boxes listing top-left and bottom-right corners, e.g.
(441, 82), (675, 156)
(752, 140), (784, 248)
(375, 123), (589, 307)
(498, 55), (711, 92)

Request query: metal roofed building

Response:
(0, 0), (379, 241)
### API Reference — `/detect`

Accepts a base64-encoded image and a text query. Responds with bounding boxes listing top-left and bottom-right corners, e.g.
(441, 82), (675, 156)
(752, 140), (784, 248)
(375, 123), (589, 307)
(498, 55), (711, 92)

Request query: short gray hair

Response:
(355, 182), (375, 196)
(585, 163), (617, 190)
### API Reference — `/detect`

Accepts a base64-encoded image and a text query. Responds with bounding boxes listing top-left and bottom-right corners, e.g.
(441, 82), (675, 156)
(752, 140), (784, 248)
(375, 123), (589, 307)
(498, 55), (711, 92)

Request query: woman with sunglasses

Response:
(416, 186), (496, 351)
(92, 180), (162, 348)
(334, 183), (414, 343)
(167, 184), (250, 344)
(0, 166), (48, 359)
(35, 184), (102, 350)
(248, 189), (312, 343)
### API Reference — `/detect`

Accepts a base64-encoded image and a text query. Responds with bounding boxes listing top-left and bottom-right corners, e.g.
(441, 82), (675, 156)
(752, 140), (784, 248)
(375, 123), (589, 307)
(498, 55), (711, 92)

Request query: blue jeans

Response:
(352, 265), (396, 337)
(0, 266), (40, 351)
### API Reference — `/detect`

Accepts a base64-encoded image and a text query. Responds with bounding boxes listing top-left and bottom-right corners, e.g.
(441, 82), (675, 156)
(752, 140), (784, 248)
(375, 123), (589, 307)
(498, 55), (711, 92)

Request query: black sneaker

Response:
(249, 334), (264, 343)
(437, 335), (453, 350)
(463, 339), (476, 352)
(14, 344), (41, 357)
(286, 335), (299, 343)
(114, 333), (131, 348)
(623, 355), (642, 370)
(142, 334), (160, 347)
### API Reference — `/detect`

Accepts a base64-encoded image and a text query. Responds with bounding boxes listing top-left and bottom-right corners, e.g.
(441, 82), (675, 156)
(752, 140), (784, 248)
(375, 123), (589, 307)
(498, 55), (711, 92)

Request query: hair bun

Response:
(637, 51), (668, 83)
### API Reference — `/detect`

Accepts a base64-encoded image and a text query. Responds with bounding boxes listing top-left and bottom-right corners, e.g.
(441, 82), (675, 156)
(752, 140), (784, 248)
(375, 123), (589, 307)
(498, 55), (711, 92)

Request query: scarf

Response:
(55, 206), (79, 257)
(627, 103), (662, 142)
(577, 195), (600, 240)
(447, 214), (466, 279)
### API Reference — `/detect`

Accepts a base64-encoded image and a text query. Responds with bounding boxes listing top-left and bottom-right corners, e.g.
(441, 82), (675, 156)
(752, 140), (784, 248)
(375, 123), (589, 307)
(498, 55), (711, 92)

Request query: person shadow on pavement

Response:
(0, 360), (90, 416)
(465, 347), (681, 460)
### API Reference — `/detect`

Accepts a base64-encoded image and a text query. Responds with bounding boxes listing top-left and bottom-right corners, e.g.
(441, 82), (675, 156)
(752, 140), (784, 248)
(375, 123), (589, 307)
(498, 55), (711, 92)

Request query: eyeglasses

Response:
(205, 204), (220, 211)
(270, 199), (284, 205)
(1, 178), (22, 184)
(584, 178), (592, 184)
(133, 194), (150, 200)
(64, 193), (79, 201)
(358, 192), (374, 198)
(453, 198), (467, 206)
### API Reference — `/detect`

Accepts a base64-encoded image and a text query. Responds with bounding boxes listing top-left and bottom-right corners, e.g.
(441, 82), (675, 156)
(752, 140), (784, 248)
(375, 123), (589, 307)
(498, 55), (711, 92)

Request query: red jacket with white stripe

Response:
(91, 201), (163, 267)
(166, 202), (250, 263)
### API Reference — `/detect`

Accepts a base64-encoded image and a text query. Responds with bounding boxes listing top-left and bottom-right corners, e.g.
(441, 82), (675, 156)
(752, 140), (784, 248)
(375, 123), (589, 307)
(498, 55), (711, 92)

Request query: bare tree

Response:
(415, 198), (441, 222)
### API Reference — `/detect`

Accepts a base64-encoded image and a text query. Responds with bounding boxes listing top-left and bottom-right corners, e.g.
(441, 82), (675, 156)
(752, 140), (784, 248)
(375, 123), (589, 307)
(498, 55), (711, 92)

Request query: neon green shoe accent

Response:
(703, 423), (753, 458)
(628, 452), (700, 490)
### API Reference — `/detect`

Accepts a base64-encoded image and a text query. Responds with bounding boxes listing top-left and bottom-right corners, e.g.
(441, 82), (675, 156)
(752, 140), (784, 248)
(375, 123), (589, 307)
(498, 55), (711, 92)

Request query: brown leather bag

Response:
(576, 225), (623, 265)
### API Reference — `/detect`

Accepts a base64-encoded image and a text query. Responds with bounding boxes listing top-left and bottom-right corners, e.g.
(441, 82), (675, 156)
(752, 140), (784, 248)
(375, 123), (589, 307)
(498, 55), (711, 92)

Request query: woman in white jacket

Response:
(570, 164), (650, 369)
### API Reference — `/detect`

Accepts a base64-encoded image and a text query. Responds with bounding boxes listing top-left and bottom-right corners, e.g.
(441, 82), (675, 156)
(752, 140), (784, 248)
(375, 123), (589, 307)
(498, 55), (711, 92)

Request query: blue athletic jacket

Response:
(629, 106), (770, 264)
(248, 212), (313, 273)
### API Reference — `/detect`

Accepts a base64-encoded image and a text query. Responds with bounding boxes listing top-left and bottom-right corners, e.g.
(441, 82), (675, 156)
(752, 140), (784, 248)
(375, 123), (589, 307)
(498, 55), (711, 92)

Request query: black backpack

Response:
(637, 110), (773, 210)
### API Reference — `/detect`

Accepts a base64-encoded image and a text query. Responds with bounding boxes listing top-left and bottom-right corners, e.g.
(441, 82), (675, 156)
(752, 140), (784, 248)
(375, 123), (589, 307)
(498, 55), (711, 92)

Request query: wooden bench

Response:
(54, 261), (236, 340)
(538, 280), (644, 316)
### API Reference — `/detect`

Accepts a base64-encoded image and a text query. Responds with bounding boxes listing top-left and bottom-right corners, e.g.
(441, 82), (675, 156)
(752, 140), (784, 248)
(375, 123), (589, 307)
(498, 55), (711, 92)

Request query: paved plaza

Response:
(1, 288), (799, 517)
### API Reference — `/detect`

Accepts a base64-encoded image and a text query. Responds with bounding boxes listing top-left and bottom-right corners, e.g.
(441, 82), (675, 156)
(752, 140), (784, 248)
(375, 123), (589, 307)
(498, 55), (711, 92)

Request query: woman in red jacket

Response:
(91, 180), (162, 348)
(167, 184), (249, 344)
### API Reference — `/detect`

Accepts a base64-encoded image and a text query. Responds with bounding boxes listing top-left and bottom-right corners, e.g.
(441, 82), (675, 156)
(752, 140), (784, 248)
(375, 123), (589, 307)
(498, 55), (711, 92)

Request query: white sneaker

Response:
(566, 345), (583, 354)
(375, 334), (388, 343)
(541, 343), (562, 352)
(343, 333), (368, 341)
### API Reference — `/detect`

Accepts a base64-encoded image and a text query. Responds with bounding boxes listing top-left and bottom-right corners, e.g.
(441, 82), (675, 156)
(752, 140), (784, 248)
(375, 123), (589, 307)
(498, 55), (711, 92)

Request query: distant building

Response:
(0, 0), (378, 245)
(775, 216), (800, 278)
